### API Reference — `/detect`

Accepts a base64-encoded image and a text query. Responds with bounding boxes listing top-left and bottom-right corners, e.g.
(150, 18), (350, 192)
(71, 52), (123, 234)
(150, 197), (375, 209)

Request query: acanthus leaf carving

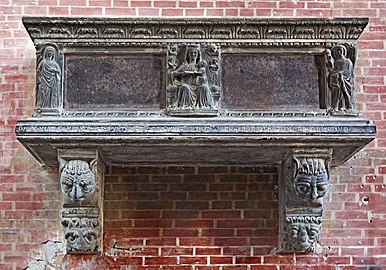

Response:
(320, 26), (343, 39)
(183, 27), (206, 39)
(292, 26), (316, 39)
(102, 27), (125, 38)
(76, 27), (98, 38)
(22, 18), (368, 43)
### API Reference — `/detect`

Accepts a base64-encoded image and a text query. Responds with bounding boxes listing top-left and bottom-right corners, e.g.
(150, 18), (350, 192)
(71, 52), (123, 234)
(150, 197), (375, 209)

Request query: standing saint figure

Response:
(36, 45), (61, 109)
(328, 44), (355, 112)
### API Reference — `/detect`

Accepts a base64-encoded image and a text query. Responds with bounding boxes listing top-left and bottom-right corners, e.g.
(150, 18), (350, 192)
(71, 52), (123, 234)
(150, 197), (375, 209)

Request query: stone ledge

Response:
(16, 116), (375, 166)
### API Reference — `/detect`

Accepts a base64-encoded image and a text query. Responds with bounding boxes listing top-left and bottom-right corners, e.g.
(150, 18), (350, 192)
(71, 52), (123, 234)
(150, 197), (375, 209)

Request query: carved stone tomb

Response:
(16, 17), (375, 254)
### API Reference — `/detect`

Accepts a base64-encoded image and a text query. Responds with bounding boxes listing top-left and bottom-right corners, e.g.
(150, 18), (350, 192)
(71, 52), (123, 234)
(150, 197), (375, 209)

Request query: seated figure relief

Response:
(167, 44), (220, 113)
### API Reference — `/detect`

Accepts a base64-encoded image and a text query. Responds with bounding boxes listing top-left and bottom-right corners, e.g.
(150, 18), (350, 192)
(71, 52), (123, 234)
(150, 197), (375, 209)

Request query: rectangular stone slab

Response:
(221, 54), (322, 110)
(64, 54), (166, 109)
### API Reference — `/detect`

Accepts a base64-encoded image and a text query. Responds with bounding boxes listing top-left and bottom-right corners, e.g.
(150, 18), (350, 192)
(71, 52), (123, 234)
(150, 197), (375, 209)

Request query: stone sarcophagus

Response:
(16, 17), (375, 254)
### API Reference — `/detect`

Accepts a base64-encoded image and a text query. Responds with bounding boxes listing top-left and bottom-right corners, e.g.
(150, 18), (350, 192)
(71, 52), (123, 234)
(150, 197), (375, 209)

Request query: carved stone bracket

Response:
(58, 150), (103, 253)
(61, 208), (100, 253)
(279, 149), (332, 253)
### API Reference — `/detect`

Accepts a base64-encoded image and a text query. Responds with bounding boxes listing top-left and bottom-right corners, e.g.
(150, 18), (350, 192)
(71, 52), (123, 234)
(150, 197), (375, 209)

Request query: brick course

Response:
(1, 0), (386, 269)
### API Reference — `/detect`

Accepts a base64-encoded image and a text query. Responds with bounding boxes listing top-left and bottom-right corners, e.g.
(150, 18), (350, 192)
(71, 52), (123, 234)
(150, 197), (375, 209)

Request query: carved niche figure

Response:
(59, 159), (96, 204)
(283, 216), (322, 252)
(327, 44), (356, 113)
(36, 45), (61, 109)
(292, 157), (329, 205)
(167, 44), (221, 112)
(61, 217), (99, 253)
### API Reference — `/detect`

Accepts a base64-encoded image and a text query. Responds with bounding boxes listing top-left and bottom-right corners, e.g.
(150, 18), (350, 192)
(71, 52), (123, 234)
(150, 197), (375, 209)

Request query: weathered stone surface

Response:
(279, 149), (332, 253)
(65, 54), (165, 109)
(16, 117), (375, 166)
(222, 54), (321, 110)
(26, 240), (66, 270)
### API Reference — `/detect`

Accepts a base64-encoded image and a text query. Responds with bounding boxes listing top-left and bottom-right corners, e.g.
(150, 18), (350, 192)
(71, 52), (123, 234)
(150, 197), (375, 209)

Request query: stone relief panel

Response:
(167, 43), (221, 116)
(59, 158), (97, 205)
(326, 43), (357, 115)
(282, 215), (322, 252)
(35, 44), (62, 111)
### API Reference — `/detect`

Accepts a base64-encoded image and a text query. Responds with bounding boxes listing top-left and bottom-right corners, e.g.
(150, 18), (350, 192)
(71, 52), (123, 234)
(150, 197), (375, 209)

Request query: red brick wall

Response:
(102, 165), (278, 268)
(1, 0), (386, 269)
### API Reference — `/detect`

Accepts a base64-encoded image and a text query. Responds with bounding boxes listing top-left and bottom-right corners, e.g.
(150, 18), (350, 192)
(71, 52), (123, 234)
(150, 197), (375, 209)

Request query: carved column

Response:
(58, 150), (103, 253)
(279, 149), (332, 253)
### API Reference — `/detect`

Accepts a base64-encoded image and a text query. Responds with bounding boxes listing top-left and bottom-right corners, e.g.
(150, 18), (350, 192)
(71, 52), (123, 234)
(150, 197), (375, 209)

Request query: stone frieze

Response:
(23, 17), (368, 44)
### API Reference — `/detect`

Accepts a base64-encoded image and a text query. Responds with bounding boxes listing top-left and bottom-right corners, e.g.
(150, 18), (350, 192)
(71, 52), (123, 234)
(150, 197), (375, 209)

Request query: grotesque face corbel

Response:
(59, 158), (96, 204)
(61, 217), (100, 253)
(293, 157), (329, 205)
(284, 216), (322, 252)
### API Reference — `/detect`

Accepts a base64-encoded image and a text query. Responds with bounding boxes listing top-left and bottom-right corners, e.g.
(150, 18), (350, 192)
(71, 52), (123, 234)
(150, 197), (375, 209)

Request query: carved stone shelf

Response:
(17, 116), (375, 166)
(17, 17), (375, 254)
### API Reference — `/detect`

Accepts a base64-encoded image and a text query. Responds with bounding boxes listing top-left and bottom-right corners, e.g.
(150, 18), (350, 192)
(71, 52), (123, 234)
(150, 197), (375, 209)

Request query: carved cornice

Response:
(15, 118), (375, 136)
(23, 17), (368, 46)
(16, 117), (375, 167)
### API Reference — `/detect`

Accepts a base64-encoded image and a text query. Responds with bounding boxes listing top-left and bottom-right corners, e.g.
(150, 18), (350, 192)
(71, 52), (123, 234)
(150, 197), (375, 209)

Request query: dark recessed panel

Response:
(221, 54), (321, 110)
(64, 54), (165, 109)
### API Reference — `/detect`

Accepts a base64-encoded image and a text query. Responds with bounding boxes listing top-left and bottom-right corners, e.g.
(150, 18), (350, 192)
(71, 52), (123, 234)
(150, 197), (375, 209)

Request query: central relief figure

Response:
(167, 44), (221, 115)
